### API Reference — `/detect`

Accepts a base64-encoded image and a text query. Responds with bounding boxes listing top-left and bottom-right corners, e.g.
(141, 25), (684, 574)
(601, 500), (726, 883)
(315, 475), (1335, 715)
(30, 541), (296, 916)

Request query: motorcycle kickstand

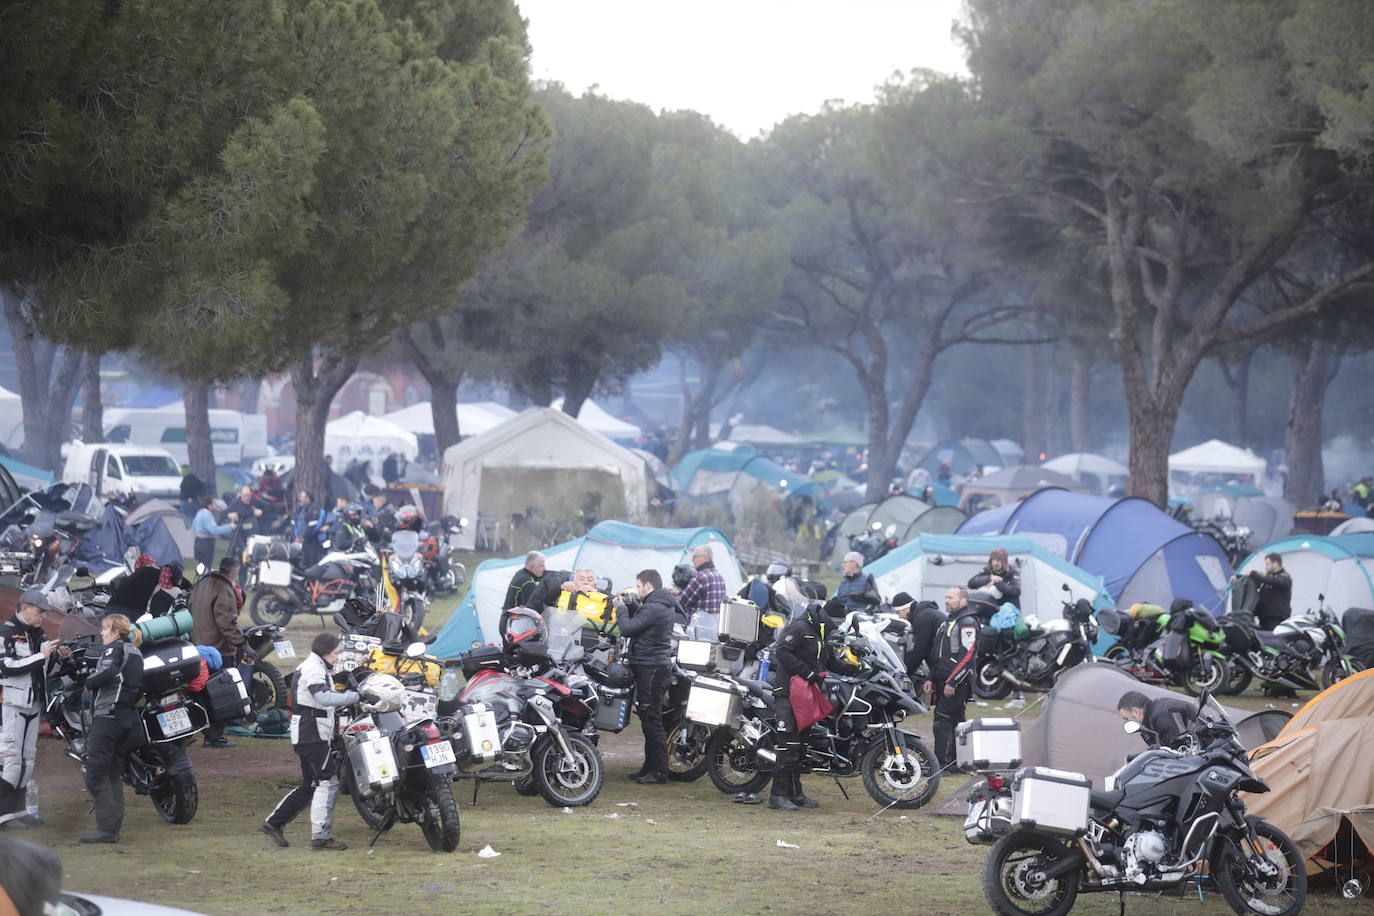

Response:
(367, 823), (387, 850)
(471, 780), (480, 807)
(832, 777), (849, 801)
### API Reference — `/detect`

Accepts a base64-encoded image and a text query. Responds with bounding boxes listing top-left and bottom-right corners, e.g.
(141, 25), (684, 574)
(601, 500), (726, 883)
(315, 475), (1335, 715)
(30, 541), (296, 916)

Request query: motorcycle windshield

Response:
(55, 610), (101, 642)
(390, 530), (419, 560)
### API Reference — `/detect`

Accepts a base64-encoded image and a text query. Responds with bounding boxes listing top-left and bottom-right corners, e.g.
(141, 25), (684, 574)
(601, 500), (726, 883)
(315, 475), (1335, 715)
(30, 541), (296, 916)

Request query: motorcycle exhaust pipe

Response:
(756, 748), (777, 764)
(1000, 671), (1035, 690)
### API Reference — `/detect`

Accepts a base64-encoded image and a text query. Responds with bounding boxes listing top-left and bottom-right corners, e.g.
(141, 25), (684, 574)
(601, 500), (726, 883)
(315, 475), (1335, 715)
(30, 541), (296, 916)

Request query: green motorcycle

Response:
(1098, 603), (1230, 696)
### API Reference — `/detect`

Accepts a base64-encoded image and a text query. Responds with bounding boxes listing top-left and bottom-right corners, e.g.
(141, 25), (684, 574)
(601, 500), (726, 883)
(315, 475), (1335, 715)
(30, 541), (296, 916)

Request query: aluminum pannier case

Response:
(1011, 766), (1092, 837)
(684, 676), (743, 729)
(956, 717), (1023, 773)
(718, 598), (760, 644)
(347, 728), (400, 797)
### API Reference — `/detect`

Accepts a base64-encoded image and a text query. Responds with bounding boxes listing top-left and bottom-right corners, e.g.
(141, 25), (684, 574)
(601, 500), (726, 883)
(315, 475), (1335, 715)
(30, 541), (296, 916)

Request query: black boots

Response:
(791, 777), (819, 808)
(769, 772), (798, 810)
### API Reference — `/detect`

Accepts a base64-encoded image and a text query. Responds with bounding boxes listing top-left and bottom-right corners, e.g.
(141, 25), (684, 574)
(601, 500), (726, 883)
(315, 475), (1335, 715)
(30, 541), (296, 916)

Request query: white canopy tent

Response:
(1042, 452), (1129, 497)
(0, 385), (24, 450)
(324, 411), (418, 465)
(381, 401), (517, 438)
(1169, 439), (1267, 485)
(549, 397), (642, 440)
(441, 408), (648, 550)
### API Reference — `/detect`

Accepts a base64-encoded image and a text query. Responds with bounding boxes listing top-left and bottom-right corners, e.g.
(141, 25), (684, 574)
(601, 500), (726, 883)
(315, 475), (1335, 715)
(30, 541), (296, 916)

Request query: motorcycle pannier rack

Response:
(202, 668), (252, 723)
(1011, 766), (1092, 837)
(956, 717), (1023, 773)
(348, 729), (400, 797)
(258, 560), (293, 587)
(141, 640), (204, 693)
(460, 704), (501, 764)
(685, 676), (742, 729)
(676, 639), (720, 673)
(718, 598), (760, 644)
(460, 645), (507, 679)
(594, 685), (633, 732)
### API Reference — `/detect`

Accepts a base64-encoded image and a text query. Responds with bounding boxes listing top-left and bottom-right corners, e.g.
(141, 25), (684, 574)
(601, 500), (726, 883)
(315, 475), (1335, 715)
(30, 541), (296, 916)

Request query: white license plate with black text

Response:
(273, 639), (296, 659)
(421, 741), (455, 768)
(158, 707), (193, 736)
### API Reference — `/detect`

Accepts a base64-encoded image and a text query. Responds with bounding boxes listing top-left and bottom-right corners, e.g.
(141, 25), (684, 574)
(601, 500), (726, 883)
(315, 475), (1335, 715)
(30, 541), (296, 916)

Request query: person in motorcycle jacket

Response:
(505, 551), (546, 611)
(967, 547), (1021, 607)
(767, 598), (862, 810)
(924, 587), (979, 769)
(891, 592), (946, 682)
(329, 503), (369, 554)
(620, 569), (679, 785)
(835, 552), (880, 609)
(80, 614), (145, 843)
(0, 590), (64, 829)
(1117, 690), (1198, 752)
(262, 632), (360, 851)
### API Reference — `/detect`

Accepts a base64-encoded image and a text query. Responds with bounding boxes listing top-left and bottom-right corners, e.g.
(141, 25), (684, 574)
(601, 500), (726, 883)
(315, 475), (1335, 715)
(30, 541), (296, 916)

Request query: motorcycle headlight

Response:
(404, 557), (425, 578)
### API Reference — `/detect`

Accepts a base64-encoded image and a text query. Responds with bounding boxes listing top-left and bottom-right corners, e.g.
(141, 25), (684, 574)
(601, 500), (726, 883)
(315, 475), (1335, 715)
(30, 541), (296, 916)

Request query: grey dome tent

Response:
(827, 494), (965, 569)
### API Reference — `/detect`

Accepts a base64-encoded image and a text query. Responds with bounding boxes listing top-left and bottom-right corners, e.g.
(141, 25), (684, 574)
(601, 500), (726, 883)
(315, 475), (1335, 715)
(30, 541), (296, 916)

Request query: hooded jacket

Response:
(774, 603), (862, 684)
(618, 587), (679, 666)
(0, 615), (48, 709)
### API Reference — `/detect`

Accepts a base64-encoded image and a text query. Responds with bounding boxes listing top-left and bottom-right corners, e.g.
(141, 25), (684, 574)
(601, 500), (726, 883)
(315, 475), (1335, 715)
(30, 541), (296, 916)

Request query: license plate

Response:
(273, 639), (296, 659)
(420, 740), (455, 768)
(157, 707), (193, 737)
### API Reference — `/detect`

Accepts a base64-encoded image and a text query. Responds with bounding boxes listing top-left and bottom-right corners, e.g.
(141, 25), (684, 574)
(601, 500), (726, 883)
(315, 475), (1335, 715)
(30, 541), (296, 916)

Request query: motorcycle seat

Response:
(1090, 788), (1124, 810)
(1256, 631), (1300, 649)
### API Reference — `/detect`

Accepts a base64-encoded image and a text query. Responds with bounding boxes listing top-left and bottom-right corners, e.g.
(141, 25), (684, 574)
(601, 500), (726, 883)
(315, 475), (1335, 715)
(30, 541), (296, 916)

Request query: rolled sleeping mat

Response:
(135, 608), (195, 645)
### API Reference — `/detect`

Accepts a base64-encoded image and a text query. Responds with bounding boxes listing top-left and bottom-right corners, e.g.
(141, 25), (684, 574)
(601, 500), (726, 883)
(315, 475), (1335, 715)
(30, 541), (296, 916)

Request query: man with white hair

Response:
(835, 551), (880, 608)
(504, 551), (546, 610)
(678, 544), (728, 639)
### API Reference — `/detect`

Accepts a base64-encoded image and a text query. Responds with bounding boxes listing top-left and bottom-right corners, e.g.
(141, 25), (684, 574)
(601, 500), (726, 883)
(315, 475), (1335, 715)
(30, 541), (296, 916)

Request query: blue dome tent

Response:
(671, 445), (824, 515)
(958, 488), (1233, 612)
(429, 521), (744, 660)
(919, 438), (1009, 478)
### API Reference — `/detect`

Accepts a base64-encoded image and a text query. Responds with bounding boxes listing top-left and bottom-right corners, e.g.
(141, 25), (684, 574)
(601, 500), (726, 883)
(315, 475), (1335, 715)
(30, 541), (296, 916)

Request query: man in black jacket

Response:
(620, 569), (679, 785)
(892, 593), (945, 681)
(768, 598), (862, 810)
(925, 587), (979, 769)
(967, 547), (1022, 606)
(504, 551), (546, 610)
(1117, 690), (1197, 750)
(1250, 553), (1292, 631)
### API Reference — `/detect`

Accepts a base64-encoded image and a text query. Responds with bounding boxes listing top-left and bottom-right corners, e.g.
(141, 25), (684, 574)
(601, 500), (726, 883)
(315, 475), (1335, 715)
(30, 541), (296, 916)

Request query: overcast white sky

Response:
(515, 0), (968, 138)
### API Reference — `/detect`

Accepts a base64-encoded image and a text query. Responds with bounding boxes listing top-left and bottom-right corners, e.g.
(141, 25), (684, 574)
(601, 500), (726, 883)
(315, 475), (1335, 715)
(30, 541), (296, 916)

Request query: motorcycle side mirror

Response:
(1123, 720), (1141, 735)
(870, 521), (882, 531)
(405, 641), (427, 658)
(75, 566), (89, 578)
(1062, 583), (1071, 592)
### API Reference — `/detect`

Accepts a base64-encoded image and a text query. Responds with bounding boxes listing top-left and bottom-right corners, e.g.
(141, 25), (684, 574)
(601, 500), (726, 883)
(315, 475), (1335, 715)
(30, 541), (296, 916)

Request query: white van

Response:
(103, 406), (269, 466)
(61, 443), (184, 500)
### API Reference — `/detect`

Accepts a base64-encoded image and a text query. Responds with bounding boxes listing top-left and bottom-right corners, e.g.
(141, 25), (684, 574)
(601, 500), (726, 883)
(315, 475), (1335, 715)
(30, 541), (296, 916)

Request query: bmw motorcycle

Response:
(974, 593), (1100, 700)
(968, 692), (1306, 916)
(246, 536), (380, 627)
(385, 530), (431, 631)
(698, 631), (940, 810)
(1219, 601), (1361, 694)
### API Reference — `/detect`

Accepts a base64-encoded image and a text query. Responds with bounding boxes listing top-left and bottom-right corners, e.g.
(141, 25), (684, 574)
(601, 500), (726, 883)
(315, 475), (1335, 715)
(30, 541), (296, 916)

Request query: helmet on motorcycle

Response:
(358, 673), (406, 713)
(671, 564), (695, 590)
(396, 504), (424, 530)
(765, 563), (789, 583)
(344, 502), (364, 524)
(288, 541), (303, 562)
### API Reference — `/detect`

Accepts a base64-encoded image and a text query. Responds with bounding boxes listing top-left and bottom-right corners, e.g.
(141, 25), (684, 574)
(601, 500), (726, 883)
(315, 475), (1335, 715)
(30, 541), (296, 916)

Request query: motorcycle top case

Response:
(675, 639), (721, 673)
(718, 598), (760, 644)
(1011, 766), (1092, 837)
(956, 717), (1023, 773)
(141, 639), (204, 692)
(684, 675), (742, 729)
(202, 667), (252, 723)
(347, 728), (400, 797)
(460, 645), (507, 679)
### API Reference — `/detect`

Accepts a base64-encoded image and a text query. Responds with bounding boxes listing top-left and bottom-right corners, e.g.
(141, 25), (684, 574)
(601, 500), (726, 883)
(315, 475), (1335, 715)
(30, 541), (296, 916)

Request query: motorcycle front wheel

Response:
(982, 830), (1081, 916)
(1182, 652), (1229, 697)
(974, 660), (1013, 700)
(664, 719), (711, 782)
(532, 732), (604, 807)
(1321, 656), (1363, 689)
(860, 733), (940, 809)
(147, 771), (198, 825)
(417, 774), (460, 853)
(250, 661), (288, 718)
(704, 728), (770, 796)
(345, 762), (395, 831)
(403, 596), (427, 632)
(1223, 660), (1253, 696)
(1213, 821), (1306, 916)
(248, 588), (294, 627)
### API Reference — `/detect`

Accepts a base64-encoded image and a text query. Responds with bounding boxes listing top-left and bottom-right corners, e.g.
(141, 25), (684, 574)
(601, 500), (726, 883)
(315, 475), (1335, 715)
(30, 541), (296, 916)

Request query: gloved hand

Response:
(807, 670), (827, 684)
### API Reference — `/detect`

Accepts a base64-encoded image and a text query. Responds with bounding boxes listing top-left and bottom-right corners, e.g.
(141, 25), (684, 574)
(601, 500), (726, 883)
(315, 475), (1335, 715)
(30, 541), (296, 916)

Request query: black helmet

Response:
(671, 564), (695, 590)
(344, 502), (363, 523)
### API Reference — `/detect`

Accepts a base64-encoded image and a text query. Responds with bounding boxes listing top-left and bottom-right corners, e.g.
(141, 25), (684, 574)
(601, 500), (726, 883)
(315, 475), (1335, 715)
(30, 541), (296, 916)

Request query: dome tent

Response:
(958, 465), (1089, 511)
(670, 444), (823, 514)
(918, 438), (1007, 478)
(958, 488), (1233, 613)
(827, 494), (966, 569)
(429, 521), (743, 659)
(1041, 452), (1129, 497)
(1233, 534), (1374, 624)
(863, 533), (1113, 623)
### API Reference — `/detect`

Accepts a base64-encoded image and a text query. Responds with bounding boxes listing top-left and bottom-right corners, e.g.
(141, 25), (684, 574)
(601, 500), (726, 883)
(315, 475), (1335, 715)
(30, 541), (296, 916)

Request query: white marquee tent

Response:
(324, 411), (418, 464)
(1169, 439), (1267, 485)
(381, 401), (517, 439)
(549, 397), (642, 440)
(1041, 452), (1129, 496)
(441, 408), (648, 550)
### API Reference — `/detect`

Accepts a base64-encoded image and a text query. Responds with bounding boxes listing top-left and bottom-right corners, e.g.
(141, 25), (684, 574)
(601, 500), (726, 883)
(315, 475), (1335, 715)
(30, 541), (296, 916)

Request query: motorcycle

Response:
(968, 692), (1306, 916)
(242, 624), (294, 718)
(245, 536), (380, 627)
(336, 663), (461, 853)
(1099, 603), (1230, 697)
(697, 632), (940, 810)
(974, 591), (1100, 700)
(847, 521), (899, 567)
(1218, 599), (1362, 694)
(419, 516), (467, 595)
(385, 530), (431, 631)
(46, 612), (214, 825)
(450, 639), (605, 808)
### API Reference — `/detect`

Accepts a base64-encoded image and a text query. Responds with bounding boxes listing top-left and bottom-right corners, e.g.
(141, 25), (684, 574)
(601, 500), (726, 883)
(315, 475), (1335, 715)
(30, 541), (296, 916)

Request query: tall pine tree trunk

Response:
(82, 354), (103, 443)
(184, 380), (215, 487)
(1126, 399), (1181, 509)
(428, 376), (462, 463)
(561, 368), (597, 422)
(1070, 347), (1092, 453)
(3, 287), (82, 470)
(1283, 335), (1341, 508)
(238, 378), (261, 414)
(290, 351), (358, 505)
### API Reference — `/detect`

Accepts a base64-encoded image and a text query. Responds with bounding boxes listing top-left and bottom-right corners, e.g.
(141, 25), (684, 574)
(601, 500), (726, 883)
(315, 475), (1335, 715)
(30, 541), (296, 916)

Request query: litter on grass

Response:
(776, 839), (799, 849)
(477, 845), (501, 858)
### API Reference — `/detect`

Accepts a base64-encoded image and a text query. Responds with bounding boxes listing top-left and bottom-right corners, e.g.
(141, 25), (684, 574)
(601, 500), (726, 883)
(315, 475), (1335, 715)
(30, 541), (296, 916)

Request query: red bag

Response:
(789, 675), (834, 732)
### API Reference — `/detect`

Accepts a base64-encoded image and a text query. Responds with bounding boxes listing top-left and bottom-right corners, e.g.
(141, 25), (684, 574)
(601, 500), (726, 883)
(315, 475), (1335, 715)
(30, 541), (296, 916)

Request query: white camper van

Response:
(61, 443), (184, 500)
(103, 405), (269, 466)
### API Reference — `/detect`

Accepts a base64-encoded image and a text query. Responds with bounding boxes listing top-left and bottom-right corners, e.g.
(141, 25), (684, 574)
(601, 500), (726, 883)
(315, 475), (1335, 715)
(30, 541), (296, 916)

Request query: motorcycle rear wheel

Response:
(248, 589), (294, 627)
(861, 733), (940, 809)
(1182, 653), (1229, 697)
(982, 830), (1080, 916)
(664, 720), (711, 782)
(345, 763), (395, 831)
(974, 660), (1013, 700)
(148, 774), (198, 825)
(704, 729), (769, 796)
(1213, 821), (1306, 916)
(417, 775), (460, 853)
(533, 733), (604, 807)
(249, 661), (287, 718)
